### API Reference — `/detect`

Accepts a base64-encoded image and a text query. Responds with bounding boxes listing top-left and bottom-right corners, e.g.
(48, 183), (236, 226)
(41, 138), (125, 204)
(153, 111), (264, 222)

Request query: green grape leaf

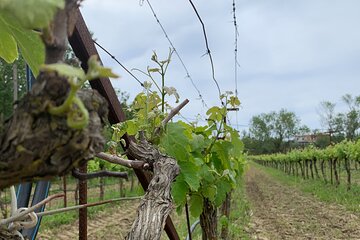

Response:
(127, 120), (138, 135)
(87, 159), (100, 173)
(148, 67), (160, 73)
(0, 14), (44, 75)
(111, 123), (127, 142)
(179, 161), (200, 191)
(189, 194), (203, 218)
(222, 169), (237, 186)
(163, 86), (180, 103)
(228, 128), (244, 157)
(214, 179), (232, 206)
(193, 157), (204, 167)
(206, 106), (224, 122)
(10, 27), (44, 77)
(210, 153), (223, 173)
(229, 96), (240, 107)
(212, 141), (232, 169)
(111, 120), (138, 140)
(190, 133), (205, 152)
(171, 175), (188, 206)
(201, 184), (217, 202)
(0, 0), (65, 29)
(160, 122), (191, 161)
(41, 63), (86, 80)
(199, 164), (215, 183)
(0, 16), (17, 63)
(176, 204), (184, 215)
(87, 55), (119, 80)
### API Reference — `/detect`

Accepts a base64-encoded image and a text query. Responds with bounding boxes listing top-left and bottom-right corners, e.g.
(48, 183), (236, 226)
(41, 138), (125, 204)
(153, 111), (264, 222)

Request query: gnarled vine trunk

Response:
(126, 138), (180, 240)
(0, 75), (108, 189)
(0, 226), (21, 240)
(320, 159), (327, 184)
(330, 159), (333, 184)
(220, 192), (231, 240)
(305, 160), (309, 179)
(313, 158), (320, 179)
(333, 159), (340, 187)
(309, 159), (314, 179)
(0, 0), (108, 190)
(298, 161), (305, 179)
(344, 158), (351, 190)
(200, 198), (218, 240)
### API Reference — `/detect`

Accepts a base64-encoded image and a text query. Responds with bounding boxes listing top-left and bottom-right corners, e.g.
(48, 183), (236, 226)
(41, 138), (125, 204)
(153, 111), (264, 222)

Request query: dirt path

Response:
(245, 165), (360, 240)
(38, 199), (140, 239)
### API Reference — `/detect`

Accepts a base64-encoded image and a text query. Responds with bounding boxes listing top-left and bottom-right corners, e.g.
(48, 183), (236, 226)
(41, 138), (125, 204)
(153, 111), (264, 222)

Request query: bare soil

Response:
(245, 165), (360, 240)
(37, 199), (140, 240)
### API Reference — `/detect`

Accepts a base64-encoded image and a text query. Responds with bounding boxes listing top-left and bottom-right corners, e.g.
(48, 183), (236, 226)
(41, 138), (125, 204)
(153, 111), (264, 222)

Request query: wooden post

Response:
(79, 163), (88, 240)
(63, 176), (67, 208)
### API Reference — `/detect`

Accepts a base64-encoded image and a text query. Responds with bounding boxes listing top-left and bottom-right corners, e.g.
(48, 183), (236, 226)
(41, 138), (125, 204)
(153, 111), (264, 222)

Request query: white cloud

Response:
(80, 0), (360, 131)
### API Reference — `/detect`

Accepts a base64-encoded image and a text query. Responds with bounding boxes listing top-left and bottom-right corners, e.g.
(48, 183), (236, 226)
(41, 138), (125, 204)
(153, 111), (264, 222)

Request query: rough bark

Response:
(72, 169), (128, 180)
(333, 159), (340, 187)
(130, 174), (134, 192)
(119, 179), (125, 197)
(0, 226), (21, 240)
(13, 63), (18, 109)
(200, 198), (218, 240)
(75, 181), (79, 205)
(344, 158), (351, 190)
(309, 160), (314, 179)
(99, 171), (105, 201)
(313, 158), (320, 179)
(320, 159), (327, 184)
(0, 191), (7, 219)
(126, 137), (180, 240)
(0, 81), (108, 189)
(305, 160), (309, 179)
(63, 176), (67, 208)
(220, 192), (231, 240)
(330, 159), (333, 185)
(0, 0), (108, 189)
(298, 161), (305, 179)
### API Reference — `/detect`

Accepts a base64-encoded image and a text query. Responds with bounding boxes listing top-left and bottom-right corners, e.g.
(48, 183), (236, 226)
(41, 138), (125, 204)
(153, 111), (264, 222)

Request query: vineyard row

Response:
(249, 140), (360, 190)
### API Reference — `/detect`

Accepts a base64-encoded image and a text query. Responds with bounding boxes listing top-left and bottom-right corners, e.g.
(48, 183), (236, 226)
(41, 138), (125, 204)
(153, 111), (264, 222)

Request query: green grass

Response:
(228, 177), (251, 240)
(253, 162), (360, 213)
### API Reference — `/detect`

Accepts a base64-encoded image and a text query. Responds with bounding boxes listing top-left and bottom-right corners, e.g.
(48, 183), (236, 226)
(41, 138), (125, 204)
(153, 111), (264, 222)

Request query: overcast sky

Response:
(81, 0), (360, 132)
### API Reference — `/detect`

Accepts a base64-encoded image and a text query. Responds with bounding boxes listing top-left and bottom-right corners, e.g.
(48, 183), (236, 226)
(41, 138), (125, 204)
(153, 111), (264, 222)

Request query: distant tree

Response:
(340, 94), (360, 140)
(314, 134), (330, 149)
(241, 131), (275, 155)
(273, 109), (300, 151)
(317, 101), (337, 143)
(248, 109), (301, 153)
(116, 90), (134, 120)
(249, 113), (273, 141)
(298, 125), (311, 135)
(318, 95), (360, 141)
